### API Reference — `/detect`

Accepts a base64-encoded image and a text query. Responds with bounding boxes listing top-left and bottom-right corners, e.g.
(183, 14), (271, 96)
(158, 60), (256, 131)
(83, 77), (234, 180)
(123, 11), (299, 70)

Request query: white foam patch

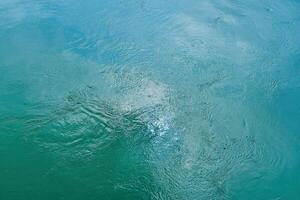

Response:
(113, 74), (174, 137)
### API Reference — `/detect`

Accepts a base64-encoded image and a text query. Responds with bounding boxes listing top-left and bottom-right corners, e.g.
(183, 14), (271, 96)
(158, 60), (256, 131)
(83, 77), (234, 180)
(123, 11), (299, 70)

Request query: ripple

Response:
(5, 70), (174, 159)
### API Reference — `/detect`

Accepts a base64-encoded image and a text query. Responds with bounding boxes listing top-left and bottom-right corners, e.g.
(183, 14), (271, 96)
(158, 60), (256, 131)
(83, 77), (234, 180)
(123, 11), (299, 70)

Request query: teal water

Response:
(1, 0), (300, 199)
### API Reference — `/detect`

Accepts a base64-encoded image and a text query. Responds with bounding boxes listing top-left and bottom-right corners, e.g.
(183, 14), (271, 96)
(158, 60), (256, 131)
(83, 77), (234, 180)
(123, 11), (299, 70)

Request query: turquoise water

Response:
(1, 0), (300, 199)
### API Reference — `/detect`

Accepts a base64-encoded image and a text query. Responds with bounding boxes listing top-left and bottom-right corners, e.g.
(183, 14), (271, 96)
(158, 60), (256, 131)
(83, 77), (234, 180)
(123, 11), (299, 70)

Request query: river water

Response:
(0, 0), (300, 199)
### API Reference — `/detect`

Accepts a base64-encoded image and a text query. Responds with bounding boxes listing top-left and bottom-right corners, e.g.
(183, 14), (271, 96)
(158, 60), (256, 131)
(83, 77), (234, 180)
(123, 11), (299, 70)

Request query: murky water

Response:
(1, 0), (300, 199)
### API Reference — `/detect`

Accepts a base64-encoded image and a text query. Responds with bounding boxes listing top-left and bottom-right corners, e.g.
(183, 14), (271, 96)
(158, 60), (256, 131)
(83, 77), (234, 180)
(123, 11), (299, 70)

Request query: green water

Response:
(0, 0), (300, 199)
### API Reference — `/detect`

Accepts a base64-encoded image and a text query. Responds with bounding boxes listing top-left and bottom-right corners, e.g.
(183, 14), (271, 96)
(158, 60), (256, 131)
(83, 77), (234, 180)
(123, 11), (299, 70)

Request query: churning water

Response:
(0, 0), (300, 199)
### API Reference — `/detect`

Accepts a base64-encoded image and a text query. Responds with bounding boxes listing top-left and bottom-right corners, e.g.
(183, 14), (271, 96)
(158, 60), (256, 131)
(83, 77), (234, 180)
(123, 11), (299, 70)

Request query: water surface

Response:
(0, 0), (300, 199)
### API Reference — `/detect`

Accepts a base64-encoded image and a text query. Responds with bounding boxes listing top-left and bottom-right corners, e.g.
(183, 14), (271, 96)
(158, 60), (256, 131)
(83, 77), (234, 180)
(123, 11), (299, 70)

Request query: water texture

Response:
(0, 0), (300, 199)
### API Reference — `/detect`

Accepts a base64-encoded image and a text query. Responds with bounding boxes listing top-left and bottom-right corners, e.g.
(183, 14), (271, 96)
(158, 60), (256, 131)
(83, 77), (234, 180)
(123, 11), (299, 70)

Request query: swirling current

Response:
(0, 0), (300, 199)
